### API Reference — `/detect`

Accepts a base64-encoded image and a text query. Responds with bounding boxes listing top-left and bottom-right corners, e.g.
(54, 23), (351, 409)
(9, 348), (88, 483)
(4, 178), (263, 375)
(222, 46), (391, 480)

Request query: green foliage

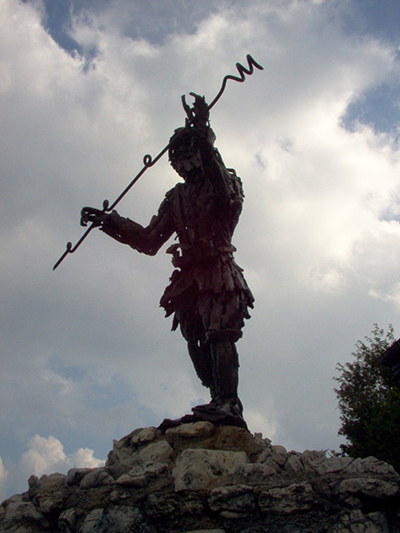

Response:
(335, 324), (400, 472)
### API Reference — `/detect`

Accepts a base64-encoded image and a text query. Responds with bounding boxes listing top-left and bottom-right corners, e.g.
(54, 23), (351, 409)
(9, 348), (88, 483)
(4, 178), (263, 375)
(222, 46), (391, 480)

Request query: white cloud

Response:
(20, 435), (104, 479)
(0, 435), (105, 499)
(20, 435), (66, 477)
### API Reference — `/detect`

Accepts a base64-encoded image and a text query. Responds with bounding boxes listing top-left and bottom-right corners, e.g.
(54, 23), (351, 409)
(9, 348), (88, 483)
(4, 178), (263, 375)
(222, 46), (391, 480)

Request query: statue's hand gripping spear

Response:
(53, 54), (263, 270)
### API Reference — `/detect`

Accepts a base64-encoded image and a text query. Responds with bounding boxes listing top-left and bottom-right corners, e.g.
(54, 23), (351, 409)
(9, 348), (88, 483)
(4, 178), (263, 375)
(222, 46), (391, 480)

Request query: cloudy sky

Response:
(1, 0), (400, 499)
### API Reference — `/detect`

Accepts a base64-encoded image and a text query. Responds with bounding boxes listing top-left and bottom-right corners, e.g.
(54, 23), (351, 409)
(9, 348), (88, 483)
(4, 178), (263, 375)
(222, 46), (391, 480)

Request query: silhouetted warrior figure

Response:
(81, 95), (254, 428)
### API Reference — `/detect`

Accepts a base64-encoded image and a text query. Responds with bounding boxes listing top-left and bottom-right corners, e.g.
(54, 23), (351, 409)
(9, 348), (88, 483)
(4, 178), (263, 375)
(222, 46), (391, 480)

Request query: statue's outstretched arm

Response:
(81, 192), (175, 256)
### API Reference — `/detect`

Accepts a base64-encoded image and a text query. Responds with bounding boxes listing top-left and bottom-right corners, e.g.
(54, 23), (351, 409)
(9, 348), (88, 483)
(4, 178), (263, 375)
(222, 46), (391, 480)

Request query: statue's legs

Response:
(167, 282), (245, 418)
(209, 340), (243, 417)
(187, 341), (215, 397)
(187, 337), (243, 417)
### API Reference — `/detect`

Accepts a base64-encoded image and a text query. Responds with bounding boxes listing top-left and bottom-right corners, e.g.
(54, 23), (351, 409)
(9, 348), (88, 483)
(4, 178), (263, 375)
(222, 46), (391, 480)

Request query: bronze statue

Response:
(81, 95), (254, 428)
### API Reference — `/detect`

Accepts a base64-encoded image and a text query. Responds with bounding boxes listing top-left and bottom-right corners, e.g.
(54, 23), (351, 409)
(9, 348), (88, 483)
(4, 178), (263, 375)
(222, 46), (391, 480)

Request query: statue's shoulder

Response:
(164, 184), (181, 201)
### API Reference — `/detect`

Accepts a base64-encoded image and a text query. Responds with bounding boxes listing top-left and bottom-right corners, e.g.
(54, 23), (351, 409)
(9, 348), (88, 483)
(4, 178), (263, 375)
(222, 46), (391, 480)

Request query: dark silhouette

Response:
(81, 95), (254, 428)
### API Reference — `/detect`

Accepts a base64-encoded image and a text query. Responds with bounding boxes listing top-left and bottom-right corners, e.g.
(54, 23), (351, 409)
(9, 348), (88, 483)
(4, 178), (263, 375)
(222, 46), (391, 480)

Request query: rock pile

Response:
(1, 422), (399, 532)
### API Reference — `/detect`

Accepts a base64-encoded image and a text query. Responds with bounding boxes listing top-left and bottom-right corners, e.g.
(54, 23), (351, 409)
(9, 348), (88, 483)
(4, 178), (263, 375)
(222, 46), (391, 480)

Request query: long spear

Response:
(53, 54), (263, 270)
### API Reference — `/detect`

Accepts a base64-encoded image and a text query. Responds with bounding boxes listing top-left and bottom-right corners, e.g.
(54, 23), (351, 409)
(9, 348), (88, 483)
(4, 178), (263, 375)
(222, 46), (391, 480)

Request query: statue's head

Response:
(168, 126), (216, 179)
(168, 128), (201, 179)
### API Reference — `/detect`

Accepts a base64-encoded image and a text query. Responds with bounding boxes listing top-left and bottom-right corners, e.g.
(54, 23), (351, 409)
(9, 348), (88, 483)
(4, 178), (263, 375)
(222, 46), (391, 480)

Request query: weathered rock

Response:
(58, 507), (79, 532)
(257, 443), (288, 470)
(1, 422), (400, 532)
(232, 462), (276, 484)
(208, 484), (256, 517)
(79, 506), (155, 533)
(165, 421), (215, 439)
(130, 426), (159, 446)
(345, 455), (398, 476)
(28, 472), (66, 513)
(144, 492), (204, 519)
(0, 494), (50, 531)
(66, 468), (97, 486)
(337, 476), (400, 501)
(316, 455), (354, 475)
(259, 482), (317, 513)
(284, 452), (305, 474)
(138, 440), (173, 464)
(106, 445), (141, 477)
(173, 448), (249, 491)
(116, 462), (167, 487)
(301, 450), (328, 472)
(328, 509), (392, 533)
(79, 468), (114, 489)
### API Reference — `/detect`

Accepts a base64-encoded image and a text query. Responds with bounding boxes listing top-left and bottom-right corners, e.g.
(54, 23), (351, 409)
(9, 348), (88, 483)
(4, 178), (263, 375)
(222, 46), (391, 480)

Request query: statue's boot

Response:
(160, 340), (247, 432)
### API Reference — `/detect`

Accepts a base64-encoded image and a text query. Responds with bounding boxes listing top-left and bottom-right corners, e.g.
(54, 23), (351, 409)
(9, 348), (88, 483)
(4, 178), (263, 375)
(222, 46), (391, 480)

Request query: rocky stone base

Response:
(1, 422), (400, 532)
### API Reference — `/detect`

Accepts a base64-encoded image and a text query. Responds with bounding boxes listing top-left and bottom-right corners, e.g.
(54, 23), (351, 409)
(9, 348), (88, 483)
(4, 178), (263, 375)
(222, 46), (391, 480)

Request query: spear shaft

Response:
(53, 54), (263, 271)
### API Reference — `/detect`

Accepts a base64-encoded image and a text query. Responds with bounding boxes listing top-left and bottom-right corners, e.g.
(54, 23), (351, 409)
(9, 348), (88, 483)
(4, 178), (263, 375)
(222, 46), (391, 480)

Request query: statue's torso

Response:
(171, 169), (242, 249)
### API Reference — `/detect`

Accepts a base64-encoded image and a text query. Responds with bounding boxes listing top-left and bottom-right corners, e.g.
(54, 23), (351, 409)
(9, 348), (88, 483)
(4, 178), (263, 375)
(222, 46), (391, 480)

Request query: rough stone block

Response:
(58, 508), (78, 531)
(165, 421), (215, 439)
(138, 440), (173, 463)
(257, 444), (287, 469)
(208, 484), (256, 515)
(144, 493), (204, 519)
(301, 449), (327, 472)
(1, 499), (48, 530)
(28, 473), (66, 514)
(66, 468), (96, 486)
(345, 456), (399, 477)
(284, 453), (305, 474)
(130, 426), (159, 446)
(173, 449), (249, 491)
(259, 482), (316, 513)
(232, 462), (276, 484)
(338, 477), (400, 500)
(80, 506), (152, 533)
(316, 456), (354, 475)
(329, 509), (391, 533)
(79, 468), (114, 489)
(116, 461), (167, 487)
(271, 445), (288, 466)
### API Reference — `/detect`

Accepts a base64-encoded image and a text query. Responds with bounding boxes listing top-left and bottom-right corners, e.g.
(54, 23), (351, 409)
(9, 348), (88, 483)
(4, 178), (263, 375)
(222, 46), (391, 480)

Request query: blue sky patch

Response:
(342, 83), (400, 136)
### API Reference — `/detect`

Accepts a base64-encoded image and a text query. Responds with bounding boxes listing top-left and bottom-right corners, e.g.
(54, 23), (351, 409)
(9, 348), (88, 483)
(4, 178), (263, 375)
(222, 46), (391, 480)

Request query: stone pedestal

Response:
(1, 422), (399, 532)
